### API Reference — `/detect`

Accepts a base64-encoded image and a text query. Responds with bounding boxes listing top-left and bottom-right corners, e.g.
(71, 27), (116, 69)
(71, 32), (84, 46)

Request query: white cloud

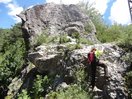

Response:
(7, 3), (23, 22)
(46, 0), (81, 5)
(46, 0), (110, 15)
(27, 5), (34, 9)
(83, 0), (110, 15)
(0, 0), (23, 23)
(92, 0), (110, 15)
(109, 0), (131, 25)
(0, 0), (12, 4)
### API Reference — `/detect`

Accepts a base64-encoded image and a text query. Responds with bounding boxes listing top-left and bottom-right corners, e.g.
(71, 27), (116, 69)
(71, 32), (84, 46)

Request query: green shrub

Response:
(30, 75), (52, 98)
(48, 84), (92, 99)
(66, 44), (82, 51)
(36, 34), (53, 45)
(18, 90), (31, 99)
(59, 34), (71, 44)
(84, 22), (94, 33)
(36, 34), (71, 45)
(79, 37), (93, 45)
(125, 71), (132, 98)
(118, 32), (132, 51)
(0, 24), (26, 98)
(74, 66), (86, 83)
(70, 32), (80, 39)
(97, 24), (122, 43)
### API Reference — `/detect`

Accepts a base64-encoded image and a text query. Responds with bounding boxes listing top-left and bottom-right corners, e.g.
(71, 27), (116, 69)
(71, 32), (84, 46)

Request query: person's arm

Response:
(87, 53), (91, 64)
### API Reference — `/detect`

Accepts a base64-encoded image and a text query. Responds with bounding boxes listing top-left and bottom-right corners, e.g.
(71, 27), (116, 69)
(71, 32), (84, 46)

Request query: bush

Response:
(0, 23), (26, 98)
(97, 24), (122, 43)
(36, 34), (71, 46)
(79, 37), (93, 45)
(48, 84), (92, 99)
(18, 90), (31, 99)
(59, 34), (71, 44)
(66, 44), (82, 51)
(30, 75), (52, 98)
(118, 31), (132, 51)
(70, 32), (80, 39)
(74, 66), (86, 83)
(84, 22), (94, 33)
(125, 71), (132, 98)
(35, 34), (54, 46)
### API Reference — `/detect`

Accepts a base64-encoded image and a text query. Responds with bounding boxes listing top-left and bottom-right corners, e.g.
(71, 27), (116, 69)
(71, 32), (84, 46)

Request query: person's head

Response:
(91, 48), (96, 52)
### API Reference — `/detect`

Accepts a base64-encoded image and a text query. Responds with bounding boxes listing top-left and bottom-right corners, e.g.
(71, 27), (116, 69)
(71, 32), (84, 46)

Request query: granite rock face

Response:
(13, 3), (129, 98)
(28, 43), (128, 98)
(7, 43), (128, 98)
(18, 3), (98, 45)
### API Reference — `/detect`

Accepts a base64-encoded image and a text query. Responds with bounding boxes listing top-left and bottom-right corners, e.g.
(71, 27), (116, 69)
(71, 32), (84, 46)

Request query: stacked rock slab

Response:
(28, 43), (128, 98)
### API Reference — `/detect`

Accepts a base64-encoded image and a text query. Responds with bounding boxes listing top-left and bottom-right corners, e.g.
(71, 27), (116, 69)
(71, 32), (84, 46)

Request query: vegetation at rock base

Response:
(17, 90), (31, 99)
(47, 84), (92, 99)
(0, 1), (132, 99)
(125, 71), (132, 98)
(0, 23), (26, 98)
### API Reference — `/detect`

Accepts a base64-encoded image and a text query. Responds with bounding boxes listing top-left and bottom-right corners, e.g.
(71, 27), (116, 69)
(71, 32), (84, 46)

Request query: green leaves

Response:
(30, 75), (51, 98)
(18, 90), (31, 99)
(125, 71), (132, 98)
(118, 25), (132, 50)
(48, 84), (91, 99)
(0, 23), (26, 97)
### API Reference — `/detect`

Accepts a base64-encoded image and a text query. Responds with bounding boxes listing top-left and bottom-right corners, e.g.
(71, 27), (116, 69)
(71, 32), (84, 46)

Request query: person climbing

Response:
(87, 48), (97, 90)
(87, 47), (108, 90)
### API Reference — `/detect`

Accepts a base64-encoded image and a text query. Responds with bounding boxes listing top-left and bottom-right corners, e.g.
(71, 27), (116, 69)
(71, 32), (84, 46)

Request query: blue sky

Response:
(103, 0), (115, 24)
(0, 0), (131, 29)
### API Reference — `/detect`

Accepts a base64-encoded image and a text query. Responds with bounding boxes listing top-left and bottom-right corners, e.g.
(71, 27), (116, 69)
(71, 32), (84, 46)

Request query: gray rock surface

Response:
(12, 3), (128, 98)
(28, 44), (65, 74)
(18, 3), (98, 45)
(28, 43), (128, 98)
(7, 43), (128, 98)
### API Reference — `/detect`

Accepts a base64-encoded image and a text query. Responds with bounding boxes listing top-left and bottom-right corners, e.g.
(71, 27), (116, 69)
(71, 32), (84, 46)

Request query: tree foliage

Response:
(0, 23), (26, 97)
(78, 2), (132, 98)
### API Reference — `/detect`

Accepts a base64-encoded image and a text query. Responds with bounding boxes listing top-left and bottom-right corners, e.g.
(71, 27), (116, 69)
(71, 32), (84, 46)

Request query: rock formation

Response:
(7, 3), (129, 99)
(18, 3), (98, 46)
(27, 43), (128, 98)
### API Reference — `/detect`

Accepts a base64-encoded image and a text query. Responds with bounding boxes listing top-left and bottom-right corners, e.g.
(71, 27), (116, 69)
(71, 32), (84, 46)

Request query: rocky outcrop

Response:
(11, 3), (128, 99)
(7, 42), (128, 98)
(18, 3), (98, 46)
(28, 44), (65, 74)
(74, 43), (128, 99)
(28, 43), (128, 98)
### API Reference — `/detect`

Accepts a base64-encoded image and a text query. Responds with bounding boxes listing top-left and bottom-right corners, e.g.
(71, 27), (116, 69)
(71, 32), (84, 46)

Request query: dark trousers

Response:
(90, 61), (97, 89)
(97, 61), (108, 76)
(90, 61), (108, 89)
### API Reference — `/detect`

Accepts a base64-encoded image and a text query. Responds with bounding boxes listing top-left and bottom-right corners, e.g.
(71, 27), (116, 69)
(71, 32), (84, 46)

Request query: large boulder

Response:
(7, 43), (128, 98)
(18, 3), (98, 45)
(28, 43), (128, 98)
(28, 44), (65, 74)
(74, 43), (128, 99)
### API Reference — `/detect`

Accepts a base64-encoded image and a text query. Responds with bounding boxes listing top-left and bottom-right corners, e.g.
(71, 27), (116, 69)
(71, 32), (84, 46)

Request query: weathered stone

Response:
(18, 3), (99, 46)
(7, 77), (23, 97)
(28, 43), (128, 98)
(6, 64), (36, 98)
(73, 43), (128, 98)
(7, 43), (129, 98)
(28, 44), (65, 74)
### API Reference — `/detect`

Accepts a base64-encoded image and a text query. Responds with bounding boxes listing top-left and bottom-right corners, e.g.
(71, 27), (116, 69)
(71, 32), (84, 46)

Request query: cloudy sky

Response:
(0, 0), (131, 28)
